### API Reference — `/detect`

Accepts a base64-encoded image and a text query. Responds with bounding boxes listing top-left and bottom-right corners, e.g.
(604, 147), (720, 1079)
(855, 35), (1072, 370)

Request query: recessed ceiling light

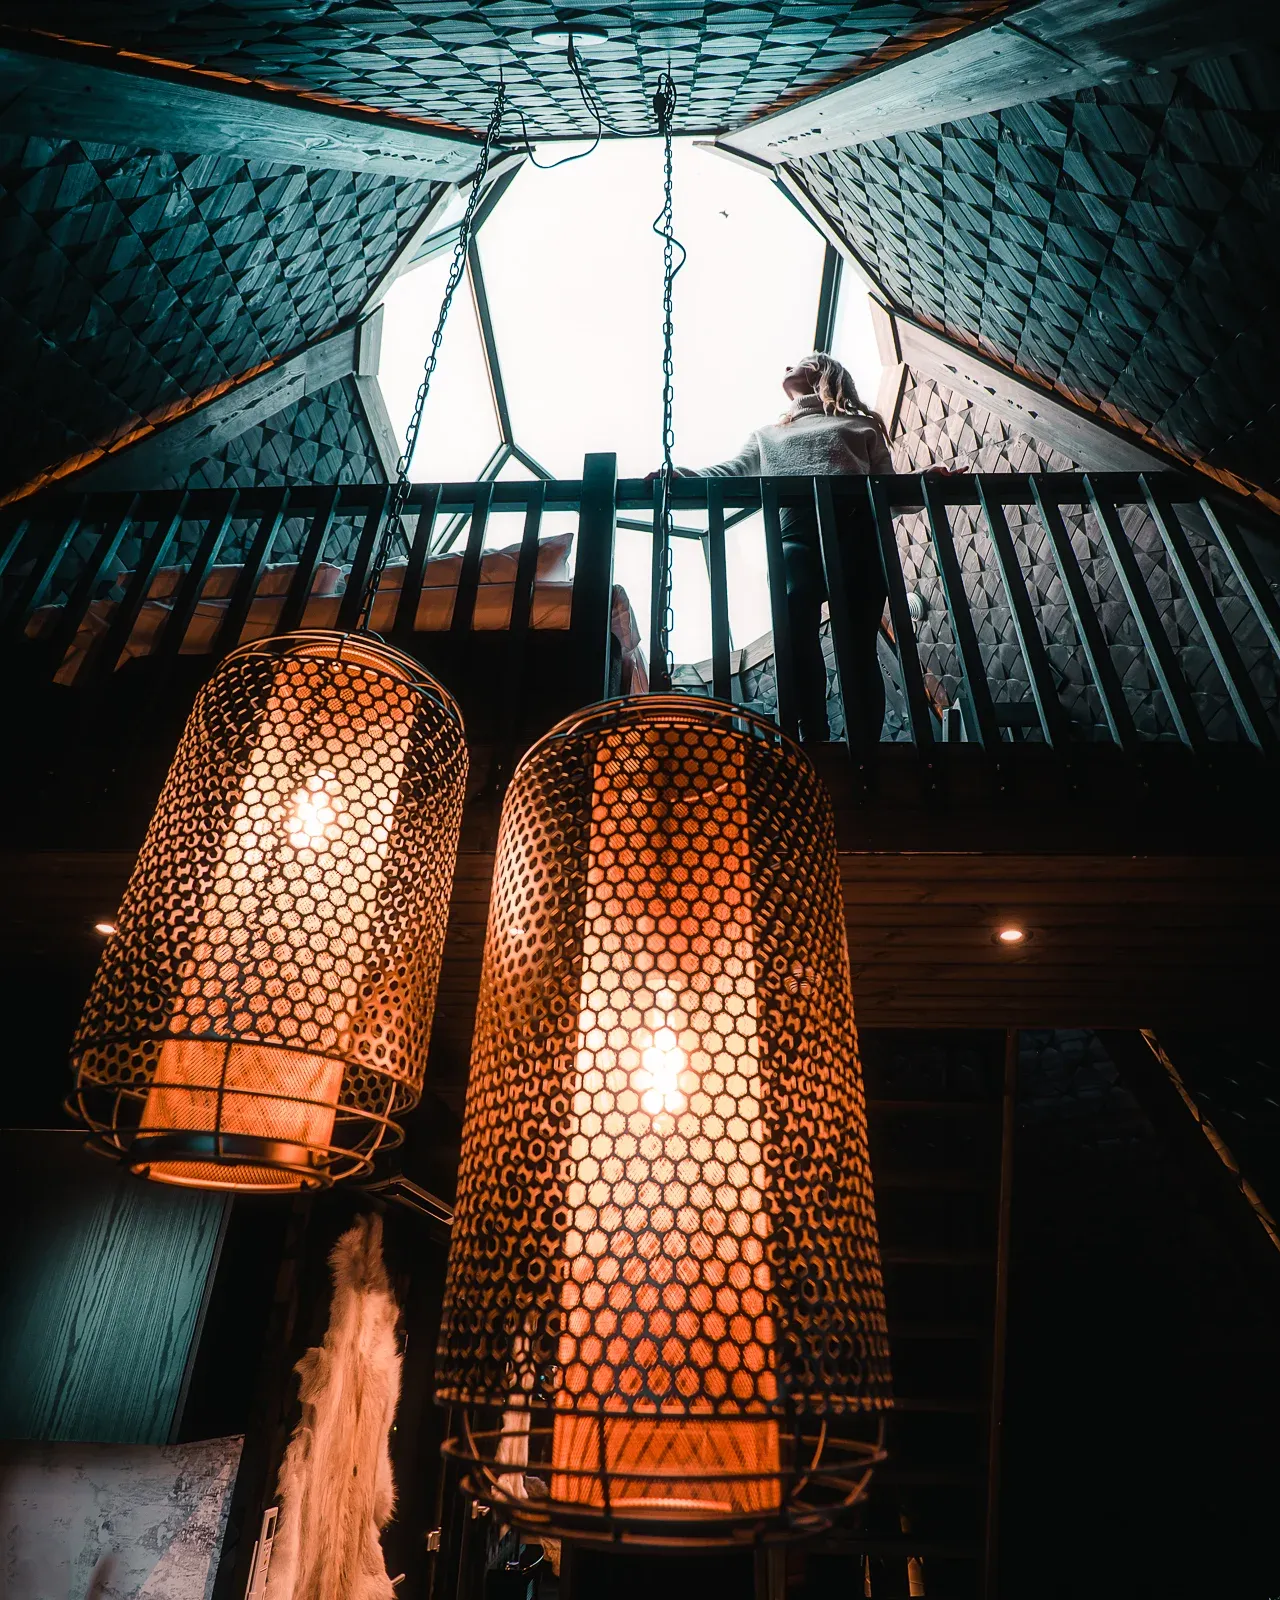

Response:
(94, 921), (118, 936)
(995, 925), (1027, 945)
(531, 22), (610, 48)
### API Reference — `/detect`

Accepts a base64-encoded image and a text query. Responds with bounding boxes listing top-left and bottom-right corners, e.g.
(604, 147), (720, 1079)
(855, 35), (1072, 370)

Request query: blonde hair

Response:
(783, 352), (888, 436)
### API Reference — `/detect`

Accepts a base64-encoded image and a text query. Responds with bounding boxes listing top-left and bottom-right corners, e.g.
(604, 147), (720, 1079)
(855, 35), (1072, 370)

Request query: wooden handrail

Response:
(1, 462), (1276, 760)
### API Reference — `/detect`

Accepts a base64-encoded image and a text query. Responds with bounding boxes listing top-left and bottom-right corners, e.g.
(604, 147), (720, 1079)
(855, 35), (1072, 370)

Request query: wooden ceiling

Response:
(6, 743), (1277, 1133)
(0, 4), (1009, 138)
(0, 6), (1271, 517)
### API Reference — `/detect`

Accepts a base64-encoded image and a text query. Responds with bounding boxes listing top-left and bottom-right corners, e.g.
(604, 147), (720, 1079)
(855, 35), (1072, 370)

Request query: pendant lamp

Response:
(437, 697), (890, 1545)
(71, 631), (467, 1191)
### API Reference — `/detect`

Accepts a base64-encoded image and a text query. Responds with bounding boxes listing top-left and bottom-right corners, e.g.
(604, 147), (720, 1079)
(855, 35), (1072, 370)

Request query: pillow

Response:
(255, 562), (344, 597)
(115, 561), (343, 601)
(478, 531), (574, 584)
(112, 565), (238, 601)
(373, 532), (574, 593)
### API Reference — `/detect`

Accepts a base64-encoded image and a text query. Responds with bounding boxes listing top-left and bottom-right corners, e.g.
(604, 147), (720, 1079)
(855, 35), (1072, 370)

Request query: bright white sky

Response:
(379, 137), (881, 663)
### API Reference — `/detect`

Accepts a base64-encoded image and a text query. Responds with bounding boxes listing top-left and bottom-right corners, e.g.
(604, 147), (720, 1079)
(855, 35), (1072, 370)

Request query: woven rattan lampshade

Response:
(437, 697), (890, 1546)
(71, 631), (467, 1191)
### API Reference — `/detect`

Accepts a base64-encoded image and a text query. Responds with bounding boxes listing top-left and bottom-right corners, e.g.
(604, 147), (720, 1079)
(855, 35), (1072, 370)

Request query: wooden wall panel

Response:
(0, 1131), (227, 1444)
(791, 49), (1280, 506)
(0, 133), (438, 499)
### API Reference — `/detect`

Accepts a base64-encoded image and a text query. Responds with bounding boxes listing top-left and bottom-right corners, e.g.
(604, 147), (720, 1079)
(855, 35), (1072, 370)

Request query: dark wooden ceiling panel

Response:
(789, 50), (1280, 503)
(0, 3), (1009, 138)
(0, 135), (438, 497)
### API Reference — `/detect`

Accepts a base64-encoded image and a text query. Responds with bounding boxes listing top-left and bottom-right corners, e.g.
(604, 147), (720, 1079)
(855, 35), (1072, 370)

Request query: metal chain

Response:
(360, 82), (506, 631)
(652, 72), (682, 690)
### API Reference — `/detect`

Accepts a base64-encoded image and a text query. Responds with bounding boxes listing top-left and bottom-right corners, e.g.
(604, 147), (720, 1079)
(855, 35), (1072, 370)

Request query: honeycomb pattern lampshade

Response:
(437, 697), (891, 1546)
(71, 631), (467, 1191)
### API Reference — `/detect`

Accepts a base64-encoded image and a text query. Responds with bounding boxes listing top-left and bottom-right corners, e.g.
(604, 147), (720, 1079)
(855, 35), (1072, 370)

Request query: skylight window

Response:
(380, 251), (501, 484)
(377, 138), (882, 662)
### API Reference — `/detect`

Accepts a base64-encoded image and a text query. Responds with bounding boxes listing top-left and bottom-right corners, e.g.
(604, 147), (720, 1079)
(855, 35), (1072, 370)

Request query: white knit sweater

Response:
(689, 393), (894, 478)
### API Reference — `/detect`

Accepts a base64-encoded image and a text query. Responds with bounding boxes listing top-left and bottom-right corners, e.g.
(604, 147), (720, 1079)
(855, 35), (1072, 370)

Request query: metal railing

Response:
(2, 454), (1278, 760)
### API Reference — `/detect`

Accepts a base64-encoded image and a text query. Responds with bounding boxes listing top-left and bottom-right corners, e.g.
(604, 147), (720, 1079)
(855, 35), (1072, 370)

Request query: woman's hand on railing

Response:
(923, 464), (968, 478)
(643, 467), (693, 482)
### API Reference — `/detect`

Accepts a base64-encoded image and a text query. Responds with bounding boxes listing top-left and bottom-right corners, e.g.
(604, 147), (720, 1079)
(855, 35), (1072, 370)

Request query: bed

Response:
(26, 530), (649, 693)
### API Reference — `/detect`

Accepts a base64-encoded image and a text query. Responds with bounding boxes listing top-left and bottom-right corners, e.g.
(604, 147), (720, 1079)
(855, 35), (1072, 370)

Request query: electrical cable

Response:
(509, 40), (604, 168)
(566, 42), (634, 139)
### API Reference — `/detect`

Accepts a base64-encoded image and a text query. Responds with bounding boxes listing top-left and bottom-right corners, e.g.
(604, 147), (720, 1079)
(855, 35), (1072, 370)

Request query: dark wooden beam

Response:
(0, 30), (499, 179)
(66, 315), (372, 492)
(893, 315), (1188, 477)
(352, 309), (401, 481)
(1099, 1030), (1280, 1295)
(725, 0), (1278, 161)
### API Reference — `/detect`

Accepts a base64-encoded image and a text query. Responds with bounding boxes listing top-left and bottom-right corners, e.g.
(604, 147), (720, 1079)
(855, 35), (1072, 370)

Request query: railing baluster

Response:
(1140, 476), (1276, 753)
(0, 497), (87, 645)
(451, 483), (492, 637)
(47, 493), (140, 669)
(868, 477), (936, 754)
(1083, 475), (1208, 756)
(761, 479), (800, 741)
(95, 490), (187, 685)
(9, 472), (1270, 765)
(815, 476), (873, 759)
(648, 476), (670, 694)
(337, 486), (392, 632)
(495, 481), (548, 766)
(0, 510), (32, 586)
(213, 488), (289, 656)
(155, 491), (238, 666)
(509, 481), (546, 651)
(977, 480), (1072, 750)
(1030, 480), (1138, 756)
(1196, 497), (1280, 665)
(571, 453), (618, 704)
(921, 474), (1000, 751)
(706, 478), (732, 703)
(392, 486), (441, 642)
(278, 486), (338, 635)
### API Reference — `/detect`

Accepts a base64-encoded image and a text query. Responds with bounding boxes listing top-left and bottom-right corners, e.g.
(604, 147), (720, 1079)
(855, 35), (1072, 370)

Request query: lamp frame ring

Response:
(441, 1414), (887, 1548)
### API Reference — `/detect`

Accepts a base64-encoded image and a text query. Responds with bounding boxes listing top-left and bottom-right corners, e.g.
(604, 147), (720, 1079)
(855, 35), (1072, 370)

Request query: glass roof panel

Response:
(830, 269), (884, 421)
(476, 137), (827, 480)
(379, 253), (500, 483)
(380, 138), (838, 665)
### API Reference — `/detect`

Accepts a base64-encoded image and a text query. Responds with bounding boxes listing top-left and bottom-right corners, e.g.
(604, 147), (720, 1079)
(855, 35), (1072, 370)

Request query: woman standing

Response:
(672, 352), (894, 743)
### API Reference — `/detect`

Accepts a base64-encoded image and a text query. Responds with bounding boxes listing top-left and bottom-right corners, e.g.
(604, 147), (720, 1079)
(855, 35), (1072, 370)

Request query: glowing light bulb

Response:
(287, 770), (339, 850)
(996, 925), (1026, 944)
(638, 1023), (687, 1115)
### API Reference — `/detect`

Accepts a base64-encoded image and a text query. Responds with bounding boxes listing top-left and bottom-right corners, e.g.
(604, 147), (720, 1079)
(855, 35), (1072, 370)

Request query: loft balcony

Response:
(3, 456), (1278, 1045)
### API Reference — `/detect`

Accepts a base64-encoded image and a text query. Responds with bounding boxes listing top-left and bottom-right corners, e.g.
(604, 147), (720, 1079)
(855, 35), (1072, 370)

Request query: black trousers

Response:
(779, 501), (888, 744)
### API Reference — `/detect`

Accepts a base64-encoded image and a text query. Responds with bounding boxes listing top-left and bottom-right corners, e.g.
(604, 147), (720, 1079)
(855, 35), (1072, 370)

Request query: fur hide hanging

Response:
(265, 1214), (402, 1600)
